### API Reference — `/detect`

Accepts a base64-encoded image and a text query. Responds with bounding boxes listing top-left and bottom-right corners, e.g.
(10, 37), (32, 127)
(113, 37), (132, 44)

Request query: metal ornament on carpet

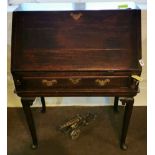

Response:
(59, 112), (97, 140)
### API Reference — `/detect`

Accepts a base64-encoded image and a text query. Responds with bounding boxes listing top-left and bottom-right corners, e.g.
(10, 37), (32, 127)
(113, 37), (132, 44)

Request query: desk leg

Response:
(21, 97), (38, 149)
(114, 96), (119, 112)
(40, 96), (46, 113)
(120, 97), (134, 150)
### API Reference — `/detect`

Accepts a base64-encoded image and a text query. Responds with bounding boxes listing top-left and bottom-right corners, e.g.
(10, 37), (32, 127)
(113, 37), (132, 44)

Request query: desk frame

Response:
(21, 96), (134, 150)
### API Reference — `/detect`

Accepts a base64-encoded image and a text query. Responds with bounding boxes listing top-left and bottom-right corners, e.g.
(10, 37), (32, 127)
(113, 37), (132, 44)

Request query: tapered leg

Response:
(40, 96), (46, 113)
(120, 97), (134, 150)
(21, 97), (38, 149)
(114, 96), (119, 112)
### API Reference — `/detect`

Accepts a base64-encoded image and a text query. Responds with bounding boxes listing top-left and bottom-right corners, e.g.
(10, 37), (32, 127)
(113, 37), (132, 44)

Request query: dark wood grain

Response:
(40, 97), (46, 113)
(114, 96), (119, 112)
(11, 10), (141, 72)
(21, 97), (38, 149)
(11, 8), (142, 150)
(120, 97), (134, 150)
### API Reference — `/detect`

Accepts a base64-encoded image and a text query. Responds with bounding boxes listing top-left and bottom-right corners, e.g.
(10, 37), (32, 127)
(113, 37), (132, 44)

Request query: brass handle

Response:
(42, 79), (57, 87)
(70, 13), (82, 21)
(95, 79), (110, 86)
(69, 78), (81, 85)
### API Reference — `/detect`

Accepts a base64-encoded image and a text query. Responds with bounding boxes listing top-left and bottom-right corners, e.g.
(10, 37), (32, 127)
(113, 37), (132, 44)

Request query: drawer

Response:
(15, 76), (131, 91)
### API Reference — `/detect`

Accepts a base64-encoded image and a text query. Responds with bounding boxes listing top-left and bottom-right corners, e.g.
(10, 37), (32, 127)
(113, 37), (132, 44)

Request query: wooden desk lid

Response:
(11, 10), (141, 72)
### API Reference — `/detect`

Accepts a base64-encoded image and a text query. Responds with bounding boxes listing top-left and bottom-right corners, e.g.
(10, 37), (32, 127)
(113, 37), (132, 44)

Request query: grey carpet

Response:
(7, 106), (147, 155)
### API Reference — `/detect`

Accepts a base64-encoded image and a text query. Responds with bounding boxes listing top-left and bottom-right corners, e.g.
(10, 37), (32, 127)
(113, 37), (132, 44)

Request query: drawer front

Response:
(15, 76), (131, 91)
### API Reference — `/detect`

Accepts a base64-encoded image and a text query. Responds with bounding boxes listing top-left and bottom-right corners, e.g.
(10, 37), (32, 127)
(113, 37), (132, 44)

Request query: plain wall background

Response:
(7, 0), (147, 107)
(8, 0), (146, 5)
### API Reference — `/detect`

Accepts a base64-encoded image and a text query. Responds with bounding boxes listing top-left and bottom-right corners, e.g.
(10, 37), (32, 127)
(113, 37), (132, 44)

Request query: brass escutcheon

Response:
(69, 78), (81, 85)
(70, 13), (82, 21)
(42, 79), (57, 87)
(95, 79), (110, 86)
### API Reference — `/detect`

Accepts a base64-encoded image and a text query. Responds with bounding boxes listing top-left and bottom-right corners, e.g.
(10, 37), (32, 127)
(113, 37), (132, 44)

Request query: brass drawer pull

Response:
(70, 13), (82, 21)
(69, 78), (81, 85)
(42, 79), (57, 87)
(95, 79), (110, 86)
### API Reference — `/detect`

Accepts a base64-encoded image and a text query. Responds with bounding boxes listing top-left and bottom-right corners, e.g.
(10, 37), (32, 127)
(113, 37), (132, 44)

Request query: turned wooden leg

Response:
(21, 97), (38, 149)
(114, 96), (119, 112)
(120, 97), (134, 150)
(40, 96), (46, 113)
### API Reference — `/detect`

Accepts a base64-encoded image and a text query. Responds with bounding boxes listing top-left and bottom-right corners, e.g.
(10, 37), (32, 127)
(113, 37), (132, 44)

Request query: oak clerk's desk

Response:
(11, 2), (142, 150)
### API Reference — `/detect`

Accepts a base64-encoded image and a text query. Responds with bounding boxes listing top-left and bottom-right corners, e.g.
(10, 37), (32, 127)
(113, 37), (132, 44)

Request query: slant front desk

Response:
(11, 2), (142, 150)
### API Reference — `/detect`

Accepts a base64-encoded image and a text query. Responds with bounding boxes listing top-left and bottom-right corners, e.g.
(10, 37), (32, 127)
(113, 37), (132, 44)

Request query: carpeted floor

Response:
(7, 106), (146, 155)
